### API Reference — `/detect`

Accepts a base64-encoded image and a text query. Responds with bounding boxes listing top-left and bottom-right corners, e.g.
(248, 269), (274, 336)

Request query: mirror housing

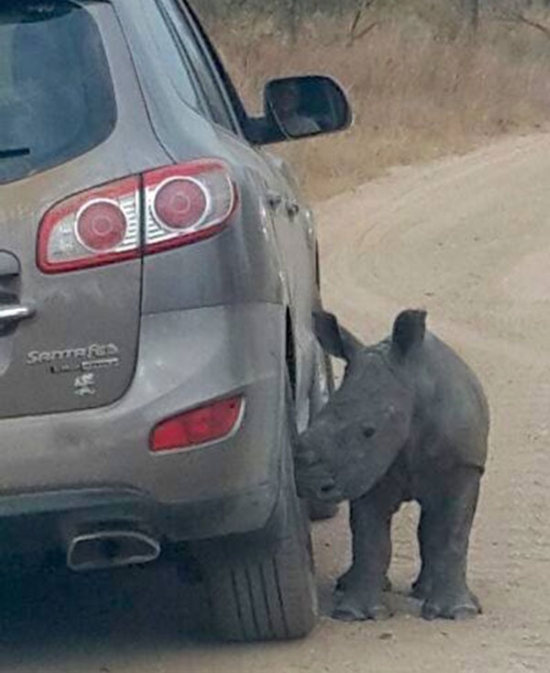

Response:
(247, 75), (352, 145)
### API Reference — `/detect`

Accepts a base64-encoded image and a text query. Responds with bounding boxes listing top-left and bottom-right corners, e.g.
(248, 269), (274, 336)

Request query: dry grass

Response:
(201, 7), (550, 200)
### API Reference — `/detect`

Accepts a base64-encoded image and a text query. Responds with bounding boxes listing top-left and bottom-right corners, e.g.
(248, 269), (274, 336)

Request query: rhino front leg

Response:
(411, 509), (433, 600)
(336, 570), (392, 595)
(419, 467), (483, 620)
(333, 480), (402, 621)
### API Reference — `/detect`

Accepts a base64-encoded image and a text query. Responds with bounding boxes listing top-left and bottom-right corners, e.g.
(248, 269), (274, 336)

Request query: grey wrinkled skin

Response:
(295, 309), (489, 622)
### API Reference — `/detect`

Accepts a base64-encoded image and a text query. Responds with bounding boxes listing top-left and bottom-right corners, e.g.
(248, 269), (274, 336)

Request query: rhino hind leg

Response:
(418, 467), (483, 621)
(332, 480), (402, 622)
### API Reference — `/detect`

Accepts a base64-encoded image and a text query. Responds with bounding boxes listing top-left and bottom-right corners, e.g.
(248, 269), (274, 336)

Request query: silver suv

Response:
(0, 0), (351, 641)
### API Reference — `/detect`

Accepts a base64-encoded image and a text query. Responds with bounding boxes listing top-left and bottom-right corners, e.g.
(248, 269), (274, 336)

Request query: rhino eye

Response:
(362, 425), (376, 439)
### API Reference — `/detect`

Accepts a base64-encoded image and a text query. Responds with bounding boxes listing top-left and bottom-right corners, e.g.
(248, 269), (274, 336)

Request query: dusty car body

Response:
(0, 0), (351, 641)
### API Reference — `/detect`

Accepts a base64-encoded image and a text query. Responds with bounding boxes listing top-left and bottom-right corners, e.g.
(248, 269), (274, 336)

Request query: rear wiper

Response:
(0, 148), (30, 159)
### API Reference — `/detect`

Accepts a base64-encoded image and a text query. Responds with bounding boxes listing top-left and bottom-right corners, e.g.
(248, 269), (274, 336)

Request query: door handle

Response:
(266, 191), (284, 211)
(286, 201), (300, 218)
(0, 303), (35, 325)
(0, 251), (20, 277)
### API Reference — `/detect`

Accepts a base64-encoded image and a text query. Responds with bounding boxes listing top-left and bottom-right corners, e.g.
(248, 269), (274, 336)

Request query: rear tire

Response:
(308, 343), (339, 521)
(200, 497), (317, 641)
(197, 384), (317, 642)
(309, 345), (335, 417)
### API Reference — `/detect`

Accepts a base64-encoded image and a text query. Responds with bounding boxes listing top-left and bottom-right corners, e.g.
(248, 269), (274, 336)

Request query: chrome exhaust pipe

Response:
(67, 530), (161, 572)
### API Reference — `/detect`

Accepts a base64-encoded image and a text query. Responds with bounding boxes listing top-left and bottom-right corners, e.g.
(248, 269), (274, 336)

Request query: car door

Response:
(178, 4), (316, 359)
(158, 0), (318, 419)
(260, 151), (318, 409)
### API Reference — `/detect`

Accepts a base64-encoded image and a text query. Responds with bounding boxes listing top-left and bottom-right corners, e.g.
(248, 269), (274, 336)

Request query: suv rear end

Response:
(0, 0), (349, 642)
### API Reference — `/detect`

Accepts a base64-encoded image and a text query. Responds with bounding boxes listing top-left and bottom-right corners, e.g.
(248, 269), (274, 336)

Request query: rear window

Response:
(0, 1), (116, 185)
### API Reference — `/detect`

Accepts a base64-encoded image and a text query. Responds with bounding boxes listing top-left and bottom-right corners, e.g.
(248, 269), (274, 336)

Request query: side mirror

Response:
(255, 76), (352, 144)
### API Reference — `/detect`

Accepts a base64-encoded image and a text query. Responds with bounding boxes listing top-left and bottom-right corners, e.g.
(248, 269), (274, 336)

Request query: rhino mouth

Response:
(294, 463), (344, 503)
(315, 478), (344, 502)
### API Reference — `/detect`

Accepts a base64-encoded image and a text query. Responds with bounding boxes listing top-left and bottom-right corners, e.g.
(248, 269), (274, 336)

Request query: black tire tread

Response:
(200, 374), (317, 642)
(203, 502), (316, 641)
(205, 486), (316, 642)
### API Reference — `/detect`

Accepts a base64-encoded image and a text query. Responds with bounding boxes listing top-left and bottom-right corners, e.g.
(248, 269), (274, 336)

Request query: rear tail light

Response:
(38, 177), (140, 273)
(150, 396), (244, 453)
(77, 200), (128, 252)
(144, 160), (236, 253)
(38, 160), (236, 273)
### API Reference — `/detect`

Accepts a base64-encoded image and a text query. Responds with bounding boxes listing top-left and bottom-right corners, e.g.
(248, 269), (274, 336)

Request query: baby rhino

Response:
(296, 309), (489, 622)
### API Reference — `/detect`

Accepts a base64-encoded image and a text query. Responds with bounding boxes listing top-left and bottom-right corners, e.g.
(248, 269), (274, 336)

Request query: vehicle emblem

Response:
(74, 373), (96, 397)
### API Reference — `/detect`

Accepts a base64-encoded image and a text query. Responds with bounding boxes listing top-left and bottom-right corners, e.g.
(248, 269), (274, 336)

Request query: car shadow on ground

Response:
(0, 555), (346, 669)
(0, 561), (219, 669)
(0, 522), (423, 670)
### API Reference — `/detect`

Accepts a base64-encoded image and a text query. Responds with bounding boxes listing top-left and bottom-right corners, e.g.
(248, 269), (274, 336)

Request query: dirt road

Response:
(2, 134), (550, 672)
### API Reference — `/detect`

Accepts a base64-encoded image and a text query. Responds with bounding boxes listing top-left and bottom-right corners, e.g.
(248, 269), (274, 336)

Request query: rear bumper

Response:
(0, 303), (288, 552)
(0, 483), (281, 559)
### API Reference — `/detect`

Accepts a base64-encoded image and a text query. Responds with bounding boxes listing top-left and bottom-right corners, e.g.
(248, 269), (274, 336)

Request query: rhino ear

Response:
(392, 309), (427, 358)
(313, 311), (362, 361)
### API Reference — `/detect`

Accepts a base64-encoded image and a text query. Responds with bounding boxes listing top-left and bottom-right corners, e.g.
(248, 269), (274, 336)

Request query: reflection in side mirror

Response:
(264, 76), (352, 142)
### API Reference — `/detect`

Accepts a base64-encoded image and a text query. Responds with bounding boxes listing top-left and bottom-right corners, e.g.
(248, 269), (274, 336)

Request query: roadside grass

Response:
(202, 6), (550, 199)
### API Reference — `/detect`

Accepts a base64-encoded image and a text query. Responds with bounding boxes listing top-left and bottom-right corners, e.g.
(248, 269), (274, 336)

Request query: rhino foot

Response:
(410, 575), (431, 600)
(422, 589), (481, 621)
(332, 592), (392, 622)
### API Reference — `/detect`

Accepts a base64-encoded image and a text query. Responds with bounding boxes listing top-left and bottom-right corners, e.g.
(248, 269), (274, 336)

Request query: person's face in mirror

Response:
(276, 83), (301, 117)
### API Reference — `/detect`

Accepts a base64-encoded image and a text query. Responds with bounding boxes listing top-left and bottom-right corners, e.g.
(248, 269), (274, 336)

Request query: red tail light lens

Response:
(153, 178), (208, 230)
(150, 396), (244, 453)
(38, 176), (140, 273)
(144, 159), (236, 253)
(38, 160), (236, 273)
(76, 200), (128, 252)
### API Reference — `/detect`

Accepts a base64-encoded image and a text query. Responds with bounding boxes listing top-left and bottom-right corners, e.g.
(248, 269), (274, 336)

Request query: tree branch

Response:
(348, 0), (377, 46)
(499, 10), (550, 40)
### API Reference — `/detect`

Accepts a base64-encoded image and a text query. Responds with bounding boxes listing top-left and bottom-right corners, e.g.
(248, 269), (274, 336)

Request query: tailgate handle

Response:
(0, 252), (20, 278)
(0, 304), (35, 325)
